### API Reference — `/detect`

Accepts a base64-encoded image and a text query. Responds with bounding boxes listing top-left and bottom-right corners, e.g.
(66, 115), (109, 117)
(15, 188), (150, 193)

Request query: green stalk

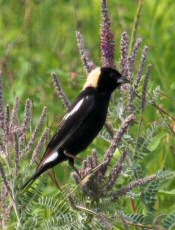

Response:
(129, 0), (144, 54)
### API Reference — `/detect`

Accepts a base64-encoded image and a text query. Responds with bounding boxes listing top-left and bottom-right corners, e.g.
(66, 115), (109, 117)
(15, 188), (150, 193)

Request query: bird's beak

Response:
(117, 76), (130, 84)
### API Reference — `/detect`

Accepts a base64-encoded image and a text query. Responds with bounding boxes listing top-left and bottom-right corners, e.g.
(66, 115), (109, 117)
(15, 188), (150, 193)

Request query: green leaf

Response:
(159, 189), (175, 195)
(148, 133), (166, 152)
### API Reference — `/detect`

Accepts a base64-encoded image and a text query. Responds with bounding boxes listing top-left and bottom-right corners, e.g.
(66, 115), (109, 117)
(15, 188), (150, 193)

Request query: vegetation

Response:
(0, 0), (175, 229)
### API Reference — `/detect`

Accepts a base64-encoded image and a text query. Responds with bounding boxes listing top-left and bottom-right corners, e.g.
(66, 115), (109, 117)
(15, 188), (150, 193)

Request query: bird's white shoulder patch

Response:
(43, 151), (58, 164)
(64, 98), (85, 120)
(83, 67), (101, 89)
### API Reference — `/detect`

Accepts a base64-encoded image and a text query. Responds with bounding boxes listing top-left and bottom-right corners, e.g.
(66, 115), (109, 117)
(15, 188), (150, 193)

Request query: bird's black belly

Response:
(63, 99), (109, 155)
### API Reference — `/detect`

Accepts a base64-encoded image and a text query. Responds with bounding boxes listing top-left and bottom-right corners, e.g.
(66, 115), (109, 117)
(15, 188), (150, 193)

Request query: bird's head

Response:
(83, 67), (129, 93)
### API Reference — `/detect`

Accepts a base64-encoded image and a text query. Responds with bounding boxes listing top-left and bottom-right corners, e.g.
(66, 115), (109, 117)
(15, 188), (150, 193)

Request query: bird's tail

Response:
(20, 165), (48, 192)
(20, 149), (66, 192)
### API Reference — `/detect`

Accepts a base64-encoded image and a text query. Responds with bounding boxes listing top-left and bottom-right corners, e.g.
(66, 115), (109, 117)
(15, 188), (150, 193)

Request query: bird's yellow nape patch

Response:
(83, 67), (101, 89)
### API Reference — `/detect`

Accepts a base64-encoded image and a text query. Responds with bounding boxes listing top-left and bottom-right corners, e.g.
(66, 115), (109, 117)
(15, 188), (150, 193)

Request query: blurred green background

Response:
(1, 0), (175, 113)
(1, 0), (175, 203)
(0, 0), (175, 168)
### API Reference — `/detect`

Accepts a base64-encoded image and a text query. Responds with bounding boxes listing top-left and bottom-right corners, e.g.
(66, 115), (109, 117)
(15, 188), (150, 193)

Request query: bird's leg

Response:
(64, 151), (83, 162)
(64, 151), (81, 177)
(68, 158), (81, 178)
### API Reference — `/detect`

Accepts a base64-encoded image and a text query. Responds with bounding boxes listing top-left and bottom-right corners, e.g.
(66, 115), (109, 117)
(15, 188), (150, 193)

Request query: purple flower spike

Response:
(111, 175), (156, 201)
(120, 31), (129, 76)
(101, 0), (116, 68)
(32, 127), (50, 163)
(76, 31), (96, 74)
(0, 71), (5, 129)
(141, 64), (152, 111)
(130, 38), (142, 72)
(135, 46), (148, 90)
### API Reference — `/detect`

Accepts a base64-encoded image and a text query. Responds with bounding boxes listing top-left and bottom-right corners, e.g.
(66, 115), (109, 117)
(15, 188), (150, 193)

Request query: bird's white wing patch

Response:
(43, 151), (58, 164)
(46, 95), (95, 151)
(64, 98), (85, 120)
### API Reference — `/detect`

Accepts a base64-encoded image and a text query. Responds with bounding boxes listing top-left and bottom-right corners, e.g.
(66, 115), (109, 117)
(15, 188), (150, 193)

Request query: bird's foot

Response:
(68, 159), (81, 178)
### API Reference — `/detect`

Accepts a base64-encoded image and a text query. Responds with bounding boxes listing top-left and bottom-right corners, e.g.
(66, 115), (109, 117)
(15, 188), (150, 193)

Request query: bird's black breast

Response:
(63, 91), (110, 155)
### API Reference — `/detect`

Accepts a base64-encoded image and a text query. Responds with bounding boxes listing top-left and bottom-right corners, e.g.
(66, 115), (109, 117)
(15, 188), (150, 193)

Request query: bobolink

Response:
(22, 67), (129, 190)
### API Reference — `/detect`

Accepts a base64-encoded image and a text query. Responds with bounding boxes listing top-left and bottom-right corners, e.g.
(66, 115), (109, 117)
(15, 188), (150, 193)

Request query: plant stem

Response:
(129, 0), (144, 54)
(11, 189), (21, 227)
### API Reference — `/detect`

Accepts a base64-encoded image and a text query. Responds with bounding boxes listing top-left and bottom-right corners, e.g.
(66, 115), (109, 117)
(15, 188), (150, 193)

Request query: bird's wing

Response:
(38, 95), (95, 167)
(21, 95), (96, 191)
(50, 95), (95, 149)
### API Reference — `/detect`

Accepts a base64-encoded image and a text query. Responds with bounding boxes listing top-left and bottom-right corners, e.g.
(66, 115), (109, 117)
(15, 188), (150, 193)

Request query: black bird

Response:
(21, 67), (129, 190)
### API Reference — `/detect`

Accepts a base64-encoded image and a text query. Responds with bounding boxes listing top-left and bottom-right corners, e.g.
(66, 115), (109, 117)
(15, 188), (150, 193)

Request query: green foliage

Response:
(162, 214), (175, 230)
(18, 182), (107, 230)
(1, 0), (175, 229)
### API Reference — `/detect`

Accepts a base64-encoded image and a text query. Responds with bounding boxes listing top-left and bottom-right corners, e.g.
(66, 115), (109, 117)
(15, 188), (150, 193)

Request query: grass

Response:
(0, 0), (175, 228)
